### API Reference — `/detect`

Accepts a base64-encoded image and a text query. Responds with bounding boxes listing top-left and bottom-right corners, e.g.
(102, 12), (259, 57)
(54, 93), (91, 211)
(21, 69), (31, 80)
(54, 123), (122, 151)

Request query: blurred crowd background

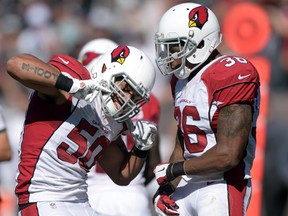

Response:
(0, 0), (288, 215)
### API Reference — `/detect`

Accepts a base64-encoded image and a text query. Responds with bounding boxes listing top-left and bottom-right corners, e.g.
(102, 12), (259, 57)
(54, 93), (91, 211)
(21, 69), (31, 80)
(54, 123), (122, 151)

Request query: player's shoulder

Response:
(49, 54), (91, 80)
(142, 93), (160, 112)
(147, 93), (160, 113)
(148, 93), (160, 106)
(202, 55), (260, 85)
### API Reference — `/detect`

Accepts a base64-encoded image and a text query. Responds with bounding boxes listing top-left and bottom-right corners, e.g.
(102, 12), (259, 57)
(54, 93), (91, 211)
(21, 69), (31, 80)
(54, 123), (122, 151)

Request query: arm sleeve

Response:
(213, 82), (259, 109)
(49, 54), (91, 80)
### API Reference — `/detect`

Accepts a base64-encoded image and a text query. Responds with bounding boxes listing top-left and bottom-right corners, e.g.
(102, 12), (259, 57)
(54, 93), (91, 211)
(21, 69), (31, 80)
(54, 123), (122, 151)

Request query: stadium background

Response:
(0, 0), (288, 215)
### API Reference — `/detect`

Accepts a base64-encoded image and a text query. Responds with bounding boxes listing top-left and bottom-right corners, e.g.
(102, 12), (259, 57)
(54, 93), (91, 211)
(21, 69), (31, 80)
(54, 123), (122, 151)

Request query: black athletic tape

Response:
(55, 73), (74, 92)
(132, 146), (148, 158)
(171, 161), (185, 178)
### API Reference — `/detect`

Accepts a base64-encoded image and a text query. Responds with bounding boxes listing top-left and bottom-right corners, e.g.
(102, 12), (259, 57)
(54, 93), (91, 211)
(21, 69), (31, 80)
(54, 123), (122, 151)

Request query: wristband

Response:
(55, 73), (73, 92)
(168, 161), (186, 179)
(132, 146), (149, 158)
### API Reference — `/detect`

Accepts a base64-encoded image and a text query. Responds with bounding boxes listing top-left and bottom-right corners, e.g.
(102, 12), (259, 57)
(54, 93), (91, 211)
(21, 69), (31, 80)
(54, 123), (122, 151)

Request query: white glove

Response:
(70, 79), (110, 102)
(154, 162), (185, 186)
(154, 163), (171, 185)
(153, 184), (179, 216)
(131, 120), (157, 151)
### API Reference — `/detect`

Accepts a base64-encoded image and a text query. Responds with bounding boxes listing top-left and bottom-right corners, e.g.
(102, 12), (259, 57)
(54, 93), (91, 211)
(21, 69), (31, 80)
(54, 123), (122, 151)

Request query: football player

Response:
(152, 3), (260, 216)
(78, 38), (118, 67)
(0, 105), (12, 162)
(79, 38), (161, 216)
(7, 45), (157, 216)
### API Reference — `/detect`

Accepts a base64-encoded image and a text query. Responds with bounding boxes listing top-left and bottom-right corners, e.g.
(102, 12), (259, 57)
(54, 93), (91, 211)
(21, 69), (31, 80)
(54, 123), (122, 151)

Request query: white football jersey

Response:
(15, 54), (127, 204)
(171, 55), (260, 182)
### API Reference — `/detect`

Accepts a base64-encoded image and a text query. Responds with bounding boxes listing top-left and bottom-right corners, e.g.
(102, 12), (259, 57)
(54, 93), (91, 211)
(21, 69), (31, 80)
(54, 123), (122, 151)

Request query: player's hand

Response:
(131, 120), (157, 151)
(154, 163), (175, 186)
(70, 78), (110, 102)
(153, 194), (179, 216)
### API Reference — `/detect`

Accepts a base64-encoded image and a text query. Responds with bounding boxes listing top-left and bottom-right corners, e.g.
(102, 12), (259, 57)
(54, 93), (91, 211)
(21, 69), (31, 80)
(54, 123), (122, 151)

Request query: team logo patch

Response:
(50, 203), (57, 209)
(188, 6), (208, 29)
(111, 45), (130, 65)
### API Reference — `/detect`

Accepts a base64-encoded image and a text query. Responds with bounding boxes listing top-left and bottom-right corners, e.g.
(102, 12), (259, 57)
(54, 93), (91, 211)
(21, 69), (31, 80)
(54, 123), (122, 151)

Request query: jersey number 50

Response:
(56, 118), (110, 170)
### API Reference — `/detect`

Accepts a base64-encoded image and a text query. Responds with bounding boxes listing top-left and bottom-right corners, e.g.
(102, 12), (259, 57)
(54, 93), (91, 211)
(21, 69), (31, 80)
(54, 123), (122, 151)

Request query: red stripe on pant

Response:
(227, 179), (248, 216)
(21, 203), (39, 216)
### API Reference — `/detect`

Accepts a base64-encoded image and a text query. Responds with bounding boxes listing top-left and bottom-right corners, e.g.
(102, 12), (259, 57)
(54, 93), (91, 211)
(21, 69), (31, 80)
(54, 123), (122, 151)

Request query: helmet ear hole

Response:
(197, 41), (205, 49)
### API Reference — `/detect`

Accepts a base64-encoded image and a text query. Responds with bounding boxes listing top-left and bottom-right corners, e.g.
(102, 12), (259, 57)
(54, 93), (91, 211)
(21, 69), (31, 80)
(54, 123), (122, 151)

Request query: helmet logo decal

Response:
(111, 45), (130, 65)
(188, 6), (208, 29)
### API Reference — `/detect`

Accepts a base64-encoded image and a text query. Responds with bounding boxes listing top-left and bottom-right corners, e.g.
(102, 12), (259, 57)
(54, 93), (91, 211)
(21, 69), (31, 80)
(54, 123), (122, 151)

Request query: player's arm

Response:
(155, 103), (252, 185)
(97, 136), (147, 186)
(99, 120), (157, 186)
(0, 130), (12, 162)
(152, 130), (184, 215)
(6, 54), (105, 103)
(6, 53), (63, 98)
(183, 103), (252, 175)
(143, 132), (161, 185)
(154, 129), (185, 186)
(169, 130), (186, 185)
(143, 95), (162, 185)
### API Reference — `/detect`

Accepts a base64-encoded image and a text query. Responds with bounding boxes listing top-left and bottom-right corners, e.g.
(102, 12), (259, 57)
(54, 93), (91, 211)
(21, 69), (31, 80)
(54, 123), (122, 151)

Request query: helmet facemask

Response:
(88, 45), (155, 123)
(100, 72), (149, 122)
(155, 31), (197, 79)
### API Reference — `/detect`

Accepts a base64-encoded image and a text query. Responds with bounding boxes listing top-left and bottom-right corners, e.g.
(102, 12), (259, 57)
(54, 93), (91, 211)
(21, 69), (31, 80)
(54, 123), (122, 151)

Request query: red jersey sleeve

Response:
(49, 54), (91, 80)
(141, 93), (161, 125)
(202, 56), (260, 109)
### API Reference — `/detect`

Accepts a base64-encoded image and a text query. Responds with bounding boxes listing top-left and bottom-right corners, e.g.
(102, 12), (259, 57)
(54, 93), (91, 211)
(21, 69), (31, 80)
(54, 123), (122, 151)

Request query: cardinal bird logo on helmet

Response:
(188, 6), (208, 29)
(111, 45), (130, 65)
